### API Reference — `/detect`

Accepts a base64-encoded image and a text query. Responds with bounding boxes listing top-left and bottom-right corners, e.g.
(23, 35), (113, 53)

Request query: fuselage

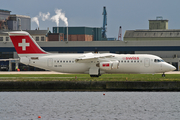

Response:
(20, 53), (176, 74)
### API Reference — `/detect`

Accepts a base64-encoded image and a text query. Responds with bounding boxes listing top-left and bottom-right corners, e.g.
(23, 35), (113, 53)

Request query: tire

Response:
(162, 74), (165, 77)
(90, 75), (99, 77)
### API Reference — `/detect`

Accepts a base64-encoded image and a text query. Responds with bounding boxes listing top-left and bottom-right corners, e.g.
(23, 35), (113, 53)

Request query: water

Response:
(0, 92), (180, 120)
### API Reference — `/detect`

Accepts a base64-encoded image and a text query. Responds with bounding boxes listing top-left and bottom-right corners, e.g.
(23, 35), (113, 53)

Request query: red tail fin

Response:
(8, 31), (47, 54)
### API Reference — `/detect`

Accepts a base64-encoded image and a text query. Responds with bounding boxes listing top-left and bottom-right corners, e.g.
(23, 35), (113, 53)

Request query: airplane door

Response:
(47, 58), (53, 67)
(144, 58), (150, 67)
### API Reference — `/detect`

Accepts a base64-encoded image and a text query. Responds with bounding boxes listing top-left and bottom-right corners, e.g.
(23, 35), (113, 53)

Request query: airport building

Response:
(0, 16), (180, 71)
(0, 9), (31, 30)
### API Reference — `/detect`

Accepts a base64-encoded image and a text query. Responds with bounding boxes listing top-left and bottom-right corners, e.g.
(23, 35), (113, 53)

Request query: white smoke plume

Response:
(31, 17), (39, 27)
(39, 12), (50, 21)
(51, 9), (68, 26)
(32, 12), (50, 27)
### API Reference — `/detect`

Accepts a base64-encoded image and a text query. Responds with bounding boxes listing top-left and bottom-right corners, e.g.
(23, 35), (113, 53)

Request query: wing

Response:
(75, 53), (115, 62)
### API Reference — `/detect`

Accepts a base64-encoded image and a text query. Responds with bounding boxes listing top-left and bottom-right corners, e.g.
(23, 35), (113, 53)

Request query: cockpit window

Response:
(154, 59), (164, 63)
(161, 59), (164, 62)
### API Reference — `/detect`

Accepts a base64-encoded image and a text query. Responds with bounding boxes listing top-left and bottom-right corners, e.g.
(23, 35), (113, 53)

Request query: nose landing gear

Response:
(162, 73), (165, 77)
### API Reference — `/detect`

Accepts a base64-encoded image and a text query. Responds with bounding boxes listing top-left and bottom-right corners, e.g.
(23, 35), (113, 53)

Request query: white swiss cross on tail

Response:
(18, 39), (30, 51)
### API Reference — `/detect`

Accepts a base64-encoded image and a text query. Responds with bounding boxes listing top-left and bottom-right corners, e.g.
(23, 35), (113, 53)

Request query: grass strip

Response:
(0, 74), (180, 82)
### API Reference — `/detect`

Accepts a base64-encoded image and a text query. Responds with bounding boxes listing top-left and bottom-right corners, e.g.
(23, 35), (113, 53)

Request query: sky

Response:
(2, 0), (180, 39)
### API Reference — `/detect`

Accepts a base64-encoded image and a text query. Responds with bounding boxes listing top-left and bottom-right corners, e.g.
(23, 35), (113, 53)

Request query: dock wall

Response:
(0, 81), (180, 91)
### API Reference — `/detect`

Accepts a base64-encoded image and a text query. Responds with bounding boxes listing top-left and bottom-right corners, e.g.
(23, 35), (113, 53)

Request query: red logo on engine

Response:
(102, 63), (109, 67)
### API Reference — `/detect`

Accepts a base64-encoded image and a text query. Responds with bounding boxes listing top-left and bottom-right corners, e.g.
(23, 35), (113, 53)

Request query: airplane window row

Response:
(154, 59), (164, 62)
(54, 60), (75, 63)
(120, 60), (142, 63)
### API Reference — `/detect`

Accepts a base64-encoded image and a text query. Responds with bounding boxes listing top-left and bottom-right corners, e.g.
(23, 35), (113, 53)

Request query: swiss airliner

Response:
(8, 31), (176, 77)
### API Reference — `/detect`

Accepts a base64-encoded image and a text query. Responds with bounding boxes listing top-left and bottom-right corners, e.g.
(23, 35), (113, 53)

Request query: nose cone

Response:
(163, 63), (176, 72)
(170, 65), (176, 71)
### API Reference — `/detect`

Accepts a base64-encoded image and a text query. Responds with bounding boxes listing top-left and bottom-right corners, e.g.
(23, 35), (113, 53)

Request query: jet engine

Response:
(111, 60), (119, 69)
(98, 61), (119, 70)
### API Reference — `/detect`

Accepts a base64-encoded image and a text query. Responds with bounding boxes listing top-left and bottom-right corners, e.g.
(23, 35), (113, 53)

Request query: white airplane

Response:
(8, 31), (176, 77)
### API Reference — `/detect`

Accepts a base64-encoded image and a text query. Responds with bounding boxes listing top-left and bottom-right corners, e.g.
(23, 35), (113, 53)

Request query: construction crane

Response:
(102, 6), (107, 38)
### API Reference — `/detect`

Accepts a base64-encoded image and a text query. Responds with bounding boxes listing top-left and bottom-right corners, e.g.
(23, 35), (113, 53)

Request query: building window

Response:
(0, 52), (13, 59)
(36, 37), (39, 41)
(6, 37), (9, 41)
(0, 37), (3, 41)
(41, 37), (45, 41)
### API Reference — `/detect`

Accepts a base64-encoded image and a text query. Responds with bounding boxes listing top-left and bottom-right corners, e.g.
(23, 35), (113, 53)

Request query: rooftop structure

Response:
(149, 16), (168, 30)
(8, 14), (31, 30)
(124, 29), (180, 40)
(53, 27), (106, 41)
(124, 17), (179, 41)
(0, 30), (49, 42)
(0, 9), (30, 30)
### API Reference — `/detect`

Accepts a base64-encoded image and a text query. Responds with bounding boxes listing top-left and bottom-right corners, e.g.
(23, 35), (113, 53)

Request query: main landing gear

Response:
(90, 68), (101, 77)
(90, 75), (100, 77)
(162, 73), (165, 77)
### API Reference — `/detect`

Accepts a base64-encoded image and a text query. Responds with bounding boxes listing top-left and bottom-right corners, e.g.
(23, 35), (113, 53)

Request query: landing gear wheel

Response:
(162, 73), (165, 77)
(90, 75), (99, 77)
(90, 69), (101, 77)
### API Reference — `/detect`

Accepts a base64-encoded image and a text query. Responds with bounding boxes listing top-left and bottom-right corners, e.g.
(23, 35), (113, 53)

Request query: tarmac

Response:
(0, 71), (67, 74)
(0, 71), (179, 74)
